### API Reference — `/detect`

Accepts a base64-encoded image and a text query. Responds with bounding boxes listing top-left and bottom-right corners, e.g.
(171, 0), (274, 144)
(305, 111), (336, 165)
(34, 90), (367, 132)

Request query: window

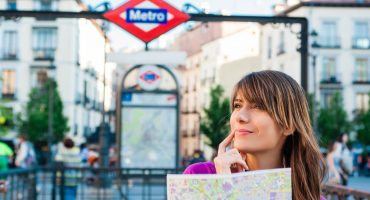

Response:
(356, 93), (369, 111)
(7, 0), (16, 10)
(32, 28), (57, 60)
(322, 57), (337, 82)
(2, 31), (18, 60)
(277, 31), (285, 55)
(321, 21), (339, 48)
(83, 80), (88, 106)
(267, 36), (272, 59)
(353, 21), (369, 49)
(321, 91), (341, 108)
(34, 0), (55, 11)
(355, 58), (369, 82)
(2, 69), (16, 99)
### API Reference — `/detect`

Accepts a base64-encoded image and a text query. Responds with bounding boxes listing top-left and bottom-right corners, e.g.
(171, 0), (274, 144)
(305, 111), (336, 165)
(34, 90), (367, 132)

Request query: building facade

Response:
(172, 22), (262, 160)
(0, 0), (116, 143)
(262, 0), (370, 120)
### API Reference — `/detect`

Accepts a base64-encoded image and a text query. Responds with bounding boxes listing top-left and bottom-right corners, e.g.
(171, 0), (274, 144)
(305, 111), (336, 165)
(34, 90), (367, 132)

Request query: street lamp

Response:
(47, 59), (56, 166)
(310, 29), (319, 134)
(98, 21), (110, 188)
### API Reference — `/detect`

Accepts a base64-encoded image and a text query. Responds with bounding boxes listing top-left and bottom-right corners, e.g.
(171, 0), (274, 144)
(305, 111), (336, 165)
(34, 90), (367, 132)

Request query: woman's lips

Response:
(235, 129), (254, 136)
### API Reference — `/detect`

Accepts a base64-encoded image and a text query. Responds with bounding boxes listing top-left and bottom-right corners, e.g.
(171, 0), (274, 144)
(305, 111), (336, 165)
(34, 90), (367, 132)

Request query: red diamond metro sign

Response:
(103, 0), (190, 43)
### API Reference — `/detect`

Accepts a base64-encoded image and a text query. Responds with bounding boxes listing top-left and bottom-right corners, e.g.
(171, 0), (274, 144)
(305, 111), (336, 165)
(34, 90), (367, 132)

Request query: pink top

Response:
(184, 161), (326, 200)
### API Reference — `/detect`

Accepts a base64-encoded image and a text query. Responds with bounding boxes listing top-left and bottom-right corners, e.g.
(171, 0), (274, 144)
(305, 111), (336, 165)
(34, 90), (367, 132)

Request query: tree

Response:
(200, 85), (230, 151)
(17, 78), (69, 143)
(0, 101), (14, 136)
(317, 92), (351, 146)
(0, 76), (14, 136)
(354, 93), (370, 146)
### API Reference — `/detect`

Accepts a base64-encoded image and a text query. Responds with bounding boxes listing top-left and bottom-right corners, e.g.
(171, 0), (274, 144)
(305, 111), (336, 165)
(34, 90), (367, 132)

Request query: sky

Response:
(82, 0), (281, 51)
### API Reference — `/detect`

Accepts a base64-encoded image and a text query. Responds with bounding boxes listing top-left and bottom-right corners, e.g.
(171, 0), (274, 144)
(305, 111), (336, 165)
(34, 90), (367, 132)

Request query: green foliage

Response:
(354, 93), (370, 146)
(317, 92), (351, 146)
(0, 101), (14, 136)
(17, 79), (69, 143)
(200, 85), (230, 150)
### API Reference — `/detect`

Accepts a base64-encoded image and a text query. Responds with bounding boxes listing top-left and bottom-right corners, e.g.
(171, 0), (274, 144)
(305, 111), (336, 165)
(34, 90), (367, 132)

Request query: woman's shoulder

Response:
(183, 161), (216, 174)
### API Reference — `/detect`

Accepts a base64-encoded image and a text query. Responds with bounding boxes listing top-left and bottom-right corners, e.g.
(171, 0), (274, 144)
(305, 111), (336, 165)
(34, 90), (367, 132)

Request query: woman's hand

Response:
(214, 130), (249, 174)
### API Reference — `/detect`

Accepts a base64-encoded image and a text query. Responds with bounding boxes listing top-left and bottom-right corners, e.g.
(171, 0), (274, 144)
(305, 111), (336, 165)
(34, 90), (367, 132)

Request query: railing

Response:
(0, 50), (18, 61)
(323, 184), (370, 200)
(353, 71), (370, 84)
(0, 166), (185, 200)
(33, 48), (56, 61)
(319, 36), (341, 48)
(0, 167), (369, 200)
(353, 37), (370, 49)
(321, 72), (342, 84)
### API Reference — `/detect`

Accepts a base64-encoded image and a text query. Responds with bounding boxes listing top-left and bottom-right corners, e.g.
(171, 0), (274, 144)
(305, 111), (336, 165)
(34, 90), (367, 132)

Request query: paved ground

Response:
(347, 176), (370, 192)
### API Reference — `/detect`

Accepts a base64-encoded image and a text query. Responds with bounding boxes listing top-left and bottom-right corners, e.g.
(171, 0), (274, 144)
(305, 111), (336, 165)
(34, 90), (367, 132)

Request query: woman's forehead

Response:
(234, 91), (248, 102)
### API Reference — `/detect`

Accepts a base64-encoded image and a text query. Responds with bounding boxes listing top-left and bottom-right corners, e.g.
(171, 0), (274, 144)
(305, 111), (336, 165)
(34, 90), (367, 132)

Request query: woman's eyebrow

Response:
(234, 98), (243, 103)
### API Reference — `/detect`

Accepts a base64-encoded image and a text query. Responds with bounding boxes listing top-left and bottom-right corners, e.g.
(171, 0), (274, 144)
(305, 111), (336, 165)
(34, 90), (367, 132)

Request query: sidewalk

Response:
(348, 176), (370, 192)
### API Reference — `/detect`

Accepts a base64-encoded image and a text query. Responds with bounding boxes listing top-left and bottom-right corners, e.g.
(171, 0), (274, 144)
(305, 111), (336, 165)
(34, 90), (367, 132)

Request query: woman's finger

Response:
(234, 159), (249, 171)
(218, 130), (235, 156)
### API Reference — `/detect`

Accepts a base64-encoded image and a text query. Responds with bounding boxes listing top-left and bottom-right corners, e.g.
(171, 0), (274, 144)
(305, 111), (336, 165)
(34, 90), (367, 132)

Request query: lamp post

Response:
(310, 30), (319, 134)
(47, 58), (56, 166)
(98, 22), (110, 188)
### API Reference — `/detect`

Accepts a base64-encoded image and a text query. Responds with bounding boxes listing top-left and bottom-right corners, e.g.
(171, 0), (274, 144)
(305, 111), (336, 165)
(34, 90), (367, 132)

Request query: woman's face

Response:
(230, 92), (287, 154)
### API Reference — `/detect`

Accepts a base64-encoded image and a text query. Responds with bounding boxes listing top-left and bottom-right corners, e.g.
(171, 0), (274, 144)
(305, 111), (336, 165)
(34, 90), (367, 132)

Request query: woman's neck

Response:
(244, 151), (284, 170)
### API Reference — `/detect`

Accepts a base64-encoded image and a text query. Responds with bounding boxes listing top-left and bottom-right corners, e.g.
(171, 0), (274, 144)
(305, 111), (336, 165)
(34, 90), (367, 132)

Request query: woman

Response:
(326, 141), (340, 184)
(184, 71), (326, 200)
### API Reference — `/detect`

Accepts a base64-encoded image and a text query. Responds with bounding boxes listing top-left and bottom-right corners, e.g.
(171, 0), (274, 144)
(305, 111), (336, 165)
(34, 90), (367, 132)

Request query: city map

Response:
(167, 168), (291, 200)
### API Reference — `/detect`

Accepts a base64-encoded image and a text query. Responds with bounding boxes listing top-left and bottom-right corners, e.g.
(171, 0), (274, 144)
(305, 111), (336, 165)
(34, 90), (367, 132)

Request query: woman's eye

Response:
(233, 103), (241, 109)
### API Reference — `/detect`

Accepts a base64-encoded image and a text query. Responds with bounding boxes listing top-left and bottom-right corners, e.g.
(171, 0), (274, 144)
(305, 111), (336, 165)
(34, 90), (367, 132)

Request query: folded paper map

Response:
(167, 168), (291, 200)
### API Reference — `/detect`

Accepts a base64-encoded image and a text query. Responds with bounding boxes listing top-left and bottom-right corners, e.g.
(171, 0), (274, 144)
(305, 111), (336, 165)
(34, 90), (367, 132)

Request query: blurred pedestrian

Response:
(326, 141), (340, 184)
(334, 133), (353, 185)
(55, 137), (82, 200)
(189, 150), (206, 165)
(79, 143), (88, 166)
(15, 135), (37, 168)
(0, 142), (13, 172)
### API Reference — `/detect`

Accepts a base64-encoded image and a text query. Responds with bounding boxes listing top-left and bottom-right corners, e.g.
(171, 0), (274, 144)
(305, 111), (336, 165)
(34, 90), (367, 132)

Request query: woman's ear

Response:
(283, 127), (295, 136)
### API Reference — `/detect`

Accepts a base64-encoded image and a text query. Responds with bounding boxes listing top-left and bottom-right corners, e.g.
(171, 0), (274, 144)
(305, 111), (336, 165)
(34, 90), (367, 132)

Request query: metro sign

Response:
(140, 70), (160, 84)
(137, 65), (162, 91)
(103, 0), (190, 43)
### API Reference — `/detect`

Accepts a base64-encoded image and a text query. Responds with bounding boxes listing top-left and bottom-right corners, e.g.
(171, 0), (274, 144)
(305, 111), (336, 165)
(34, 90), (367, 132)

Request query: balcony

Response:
(1, 93), (16, 100)
(352, 37), (370, 49)
(320, 73), (342, 85)
(318, 36), (341, 49)
(353, 71), (370, 84)
(1, 50), (18, 61)
(33, 48), (55, 61)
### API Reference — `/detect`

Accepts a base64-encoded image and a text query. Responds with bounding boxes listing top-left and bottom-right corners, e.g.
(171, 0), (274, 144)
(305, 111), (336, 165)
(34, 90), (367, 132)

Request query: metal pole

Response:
(300, 19), (309, 92)
(47, 61), (54, 166)
(99, 32), (110, 187)
(312, 55), (318, 133)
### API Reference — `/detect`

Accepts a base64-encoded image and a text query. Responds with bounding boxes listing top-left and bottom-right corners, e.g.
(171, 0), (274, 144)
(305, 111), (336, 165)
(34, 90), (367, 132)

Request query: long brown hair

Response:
(231, 70), (326, 200)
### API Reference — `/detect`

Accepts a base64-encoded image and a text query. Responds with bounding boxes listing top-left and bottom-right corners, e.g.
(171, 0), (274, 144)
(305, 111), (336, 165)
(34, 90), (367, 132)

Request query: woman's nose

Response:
(236, 109), (249, 123)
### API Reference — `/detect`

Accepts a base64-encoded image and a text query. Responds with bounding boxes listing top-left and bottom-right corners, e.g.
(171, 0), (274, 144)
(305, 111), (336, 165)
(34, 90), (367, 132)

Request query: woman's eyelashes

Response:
(233, 102), (242, 109)
(233, 102), (258, 110)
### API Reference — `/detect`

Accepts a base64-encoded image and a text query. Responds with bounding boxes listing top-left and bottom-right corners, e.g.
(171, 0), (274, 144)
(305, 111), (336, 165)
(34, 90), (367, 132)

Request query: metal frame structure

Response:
(117, 64), (180, 169)
(0, 10), (308, 91)
(0, 9), (309, 169)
